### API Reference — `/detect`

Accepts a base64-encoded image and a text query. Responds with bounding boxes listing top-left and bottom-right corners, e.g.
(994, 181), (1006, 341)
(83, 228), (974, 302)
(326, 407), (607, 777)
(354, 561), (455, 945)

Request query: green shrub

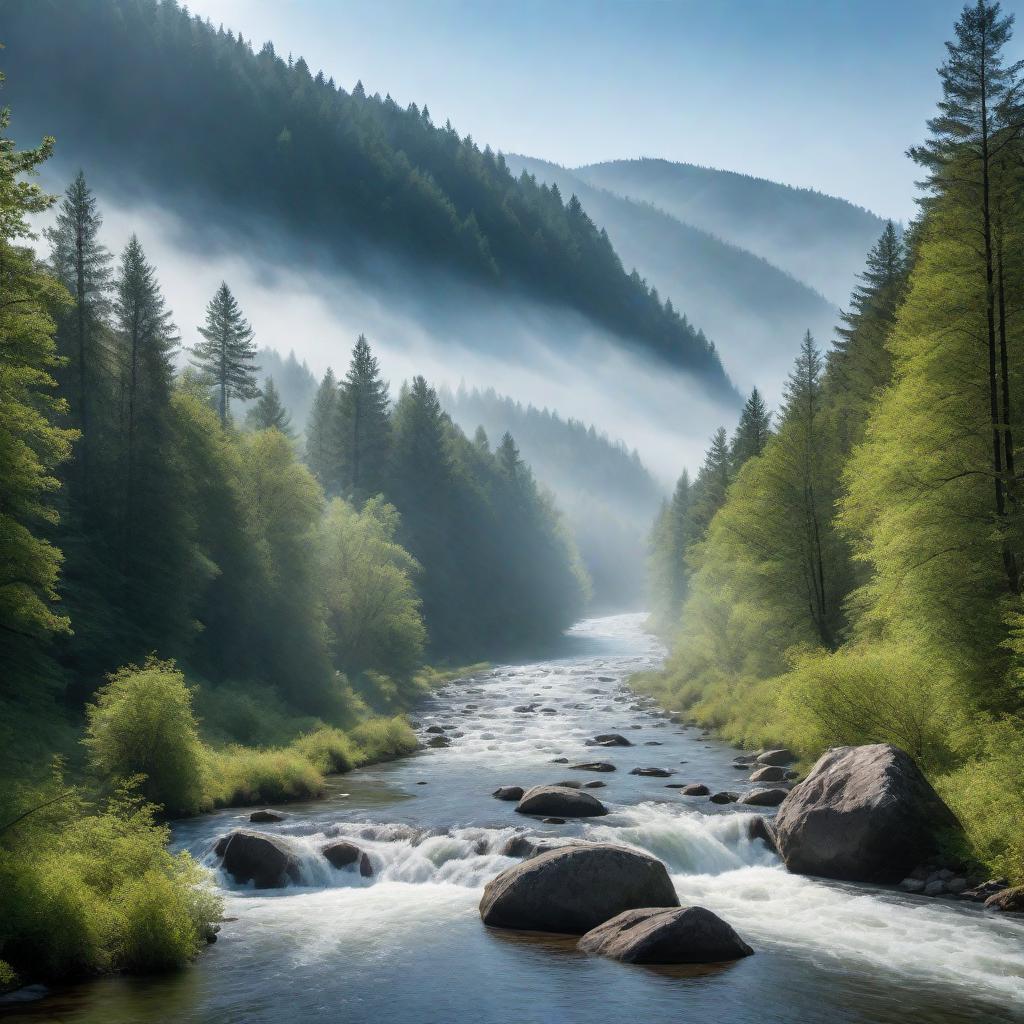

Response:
(0, 779), (222, 981)
(204, 745), (324, 807)
(349, 716), (418, 763)
(936, 719), (1024, 883)
(195, 682), (322, 748)
(292, 727), (358, 774)
(83, 658), (207, 816)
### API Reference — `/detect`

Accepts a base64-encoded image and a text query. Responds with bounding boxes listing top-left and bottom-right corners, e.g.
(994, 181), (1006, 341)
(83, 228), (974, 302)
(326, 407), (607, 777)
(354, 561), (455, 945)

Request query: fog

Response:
(40, 186), (741, 484)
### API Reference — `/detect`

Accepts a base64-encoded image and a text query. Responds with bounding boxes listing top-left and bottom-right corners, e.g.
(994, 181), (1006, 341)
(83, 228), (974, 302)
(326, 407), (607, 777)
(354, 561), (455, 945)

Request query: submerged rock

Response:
(479, 844), (678, 933)
(630, 767), (674, 778)
(215, 829), (300, 888)
(493, 786), (524, 801)
(577, 906), (754, 964)
(569, 761), (617, 772)
(515, 785), (608, 818)
(773, 744), (961, 882)
(249, 809), (285, 823)
(583, 780), (607, 789)
(592, 733), (633, 747)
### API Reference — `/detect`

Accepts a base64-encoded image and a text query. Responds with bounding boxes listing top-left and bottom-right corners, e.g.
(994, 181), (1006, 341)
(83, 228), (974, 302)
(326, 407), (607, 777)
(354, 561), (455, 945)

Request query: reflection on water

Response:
(5, 614), (1024, 1024)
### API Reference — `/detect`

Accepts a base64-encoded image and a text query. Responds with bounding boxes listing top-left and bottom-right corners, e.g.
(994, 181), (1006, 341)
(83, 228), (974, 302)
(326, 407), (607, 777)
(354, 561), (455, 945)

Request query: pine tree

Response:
(112, 234), (178, 529)
(334, 334), (391, 503)
(246, 377), (293, 434)
(45, 171), (112, 490)
(731, 387), (773, 468)
(689, 427), (732, 538)
(0, 87), (76, 656)
(909, 0), (1024, 592)
(191, 282), (260, 424)
(305, 368), (338, 487)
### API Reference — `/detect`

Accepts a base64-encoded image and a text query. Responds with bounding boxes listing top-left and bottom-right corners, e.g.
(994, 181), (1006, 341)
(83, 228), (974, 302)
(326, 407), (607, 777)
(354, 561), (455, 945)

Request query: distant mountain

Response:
(506, 156), (837, 390)
(1, 0), (734, 395)
(440, 386), (665, 611)
(575, 158), (887, 305)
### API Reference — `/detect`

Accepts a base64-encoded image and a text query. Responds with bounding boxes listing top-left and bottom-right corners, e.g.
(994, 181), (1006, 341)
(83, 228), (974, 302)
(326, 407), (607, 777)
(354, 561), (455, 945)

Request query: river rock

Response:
(570, 761), (617, 772)
(577, 906), (754, 964)
(985, 885), (1024, 912)
(681, 784), (710, 796)
(747, 816), (778, 853)
(757, 748), (797, 766)
(427, 735), (451, 748)
(739, 788), (788, 807)
(493, 786), (524, 801)
(425, 725), (446, 734)
(630, 767), (674, 777)
(543, 817), (566, 824)
(554, 780), (583, 789)
(709, 791), (738, 804)
(322, 839), (372, 875)
(773, 744), (961, 882)
(960, 878), (1010, 902)
(749, 765), (786, 783)
(516, 785), (608, 818)
(215, 829), (300, 888)
(479, 844), (678, 933)
(584, 780), (607, 788)
(592, 733), (632, 747)
(249, 809), (285, 823)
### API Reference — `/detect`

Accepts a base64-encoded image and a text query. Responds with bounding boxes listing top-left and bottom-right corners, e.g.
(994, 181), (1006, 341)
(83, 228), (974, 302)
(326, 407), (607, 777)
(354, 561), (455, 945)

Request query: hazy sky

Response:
(183, 0), (1005, 222)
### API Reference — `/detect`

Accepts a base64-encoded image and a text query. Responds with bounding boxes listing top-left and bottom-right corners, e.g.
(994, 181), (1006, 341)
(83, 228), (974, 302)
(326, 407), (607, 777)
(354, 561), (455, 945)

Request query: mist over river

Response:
(6, 615), (1023, 1024)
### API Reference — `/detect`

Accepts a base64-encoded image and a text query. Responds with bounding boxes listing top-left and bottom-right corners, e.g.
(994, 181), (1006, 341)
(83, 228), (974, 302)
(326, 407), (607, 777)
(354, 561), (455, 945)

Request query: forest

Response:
(0, 82), (585, 981)
(646, 1), (1024, 886)
(0, 0), (733, 388)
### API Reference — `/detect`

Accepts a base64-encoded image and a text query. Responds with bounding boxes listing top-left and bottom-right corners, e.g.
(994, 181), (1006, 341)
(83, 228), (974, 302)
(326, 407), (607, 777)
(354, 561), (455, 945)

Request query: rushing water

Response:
(5, 614), (1024, 1024)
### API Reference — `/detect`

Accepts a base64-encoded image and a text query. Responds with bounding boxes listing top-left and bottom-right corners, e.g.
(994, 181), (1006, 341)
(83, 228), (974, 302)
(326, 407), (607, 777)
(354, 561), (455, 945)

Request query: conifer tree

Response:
(191, 282), (260, 424)
(112, 234), (178, 527)
(0, 86), (76, 654)
(45, 171), (111, 490)
(304, 368), (338, 487)
(689, 427), (732, 538)
(731, 387), (773, 468)
(246, 377), (293, 434)
(334, 334), (391, 503)
(909, 0), (1024, 592)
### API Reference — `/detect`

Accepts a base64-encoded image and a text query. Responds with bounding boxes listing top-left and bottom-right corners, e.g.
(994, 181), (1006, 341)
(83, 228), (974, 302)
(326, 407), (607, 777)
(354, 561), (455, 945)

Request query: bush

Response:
(84, 659), (207, 816)
(291, 727), (358, 774)
(204, 745), (323, 808)
(0, 778), (222, 982)
(349, 716), (418, 763)
(936, 719), (1024, 883)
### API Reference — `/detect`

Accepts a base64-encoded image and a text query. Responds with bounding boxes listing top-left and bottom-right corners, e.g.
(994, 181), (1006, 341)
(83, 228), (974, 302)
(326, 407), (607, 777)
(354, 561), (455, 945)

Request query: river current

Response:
(5, 614), (1023, 1023)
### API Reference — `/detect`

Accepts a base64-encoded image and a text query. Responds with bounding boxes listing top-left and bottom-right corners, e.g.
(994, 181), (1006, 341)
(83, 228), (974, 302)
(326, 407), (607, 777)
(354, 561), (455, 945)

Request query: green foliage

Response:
(246, 377), (293, 435)
(0, 777), (222, 982)
(83, 659), (207, 817)
(204, 744), (324, 808)
(0, 83), (76, 657)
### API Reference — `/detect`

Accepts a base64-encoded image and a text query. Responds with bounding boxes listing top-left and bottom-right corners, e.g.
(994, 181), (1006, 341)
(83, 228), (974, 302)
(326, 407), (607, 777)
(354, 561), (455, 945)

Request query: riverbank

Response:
(4, 614), (1021, 1024)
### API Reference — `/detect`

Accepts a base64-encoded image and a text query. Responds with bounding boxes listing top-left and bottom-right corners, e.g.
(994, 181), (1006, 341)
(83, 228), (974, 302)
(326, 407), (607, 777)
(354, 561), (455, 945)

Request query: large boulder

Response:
(749, 765), (786, 783)
(773, 744), (961, 882)
(515, 785), (608, 818)
(985, 885), (1024, 913)
(577, 906), (754, 964)
(757, 748), (797, 766)
(214, 829), (300, 888)
(493, 786), (524, 801)
(480, 844), (678, 933)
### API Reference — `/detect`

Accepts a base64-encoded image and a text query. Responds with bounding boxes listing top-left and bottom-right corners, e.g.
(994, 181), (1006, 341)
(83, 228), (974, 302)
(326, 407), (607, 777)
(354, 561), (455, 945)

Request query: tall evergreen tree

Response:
(45, 171), (111, 492)
(305, 368), (338, 489)
(689, 427), (732, 538)
(191, 282), (260, 424)
(0, 86), (76, 661)
(246, 376), (293, 434)
(335, 334), (391, 503)
(909, 0), (1024, 593)
(731, 387), (773, 468)
(112, 234), (178, 533)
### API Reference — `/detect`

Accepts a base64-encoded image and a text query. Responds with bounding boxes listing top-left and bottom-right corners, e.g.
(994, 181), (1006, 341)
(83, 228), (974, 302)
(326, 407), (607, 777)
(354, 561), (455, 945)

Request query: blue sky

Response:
(187, 1), (1016, 222)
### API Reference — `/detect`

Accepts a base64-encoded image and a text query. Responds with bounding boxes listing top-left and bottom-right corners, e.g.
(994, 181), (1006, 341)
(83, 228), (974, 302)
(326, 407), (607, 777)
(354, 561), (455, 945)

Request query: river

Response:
(5, 613), (1024, 1023)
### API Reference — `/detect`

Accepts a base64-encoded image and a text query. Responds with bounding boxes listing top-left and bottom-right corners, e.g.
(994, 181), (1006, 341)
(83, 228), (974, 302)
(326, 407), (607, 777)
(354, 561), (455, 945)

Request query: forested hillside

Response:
(0, 0), (732, 391)
(644, 2), (1024, 885)
(441, 386), (664, 610)
(577, 158), (886, 305)
(507, 155), (837, 391)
